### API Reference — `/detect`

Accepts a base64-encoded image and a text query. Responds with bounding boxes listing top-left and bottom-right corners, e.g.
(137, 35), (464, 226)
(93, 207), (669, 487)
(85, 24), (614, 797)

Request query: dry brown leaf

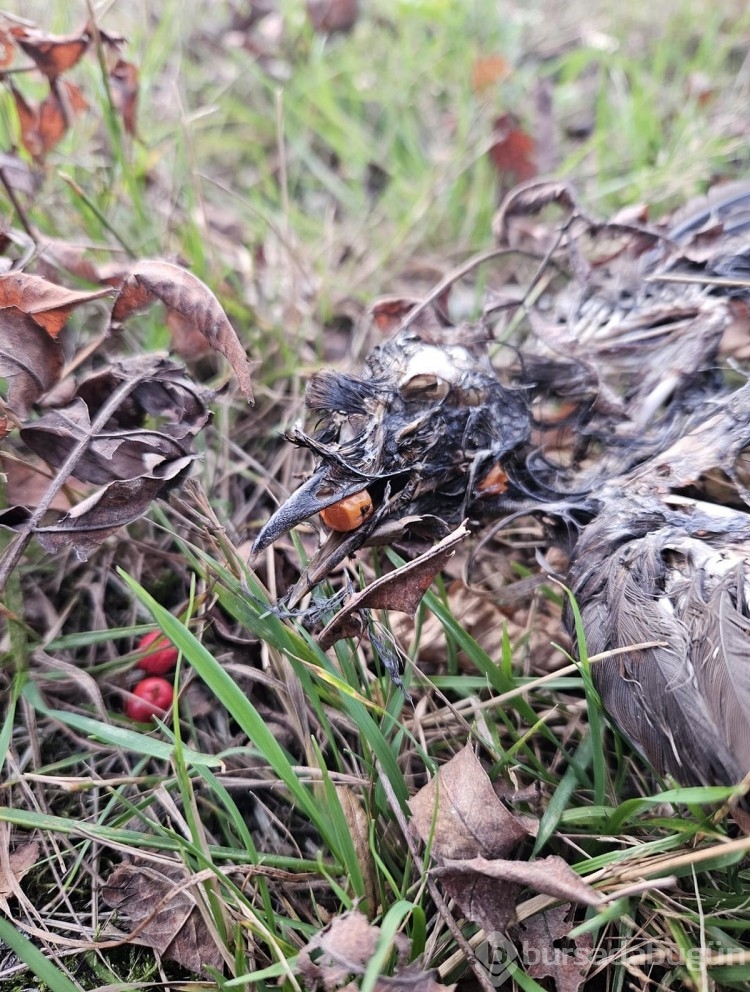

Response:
(34, 457), (196, 559)
(36, 237), (117, 285)
(109, 58), (139, 136)
(317, 524), (469, 649)
(433, 854), (602, 930)
(510, 905), (593, 992)
(11, 83), (46, 162)
(297, 909), (410, 990)
(306, 0), (359, 33)
(0, 272), (111, 336)
(166, 308), (213, 361)
(38, 80), (88, 154)
(21, 404), (193, 484)
(111, 260), (255, 401)
(471, 54), (509, 93)
(0, 841), (40, 898)
(408, 748), (600, 932)
(72, 359), (213, 437)
(0, 455), (81, 511)
(14, 357), (211, 556)
(373, 964), (456, 992)
(9, 24), (90, 78)
(0, 307), (64, 414)
(409, 745), (528, 861)
(101, 861), (224, 976)
(409, 746), (529, 930)
(489, 113), (537, 188)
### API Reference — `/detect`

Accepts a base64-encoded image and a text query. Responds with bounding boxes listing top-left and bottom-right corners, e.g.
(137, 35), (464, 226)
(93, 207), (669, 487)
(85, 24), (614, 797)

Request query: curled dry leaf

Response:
(0, 841), (40, 899)
(21, 400), (199, 485)
(317, 523), (469, 649)
(432, 855), (602, 934)
(297, 909), (410, 990)
(0, 271), (111, 337)
(0, 308), (63, 415)
(15, 356), (212, 558)
(73, 358), (213, 437)
(101, 860), (225, 976)
(34, 461), (196, 559)
(110, 260), (255, 401)
(9, 24), (90, 78)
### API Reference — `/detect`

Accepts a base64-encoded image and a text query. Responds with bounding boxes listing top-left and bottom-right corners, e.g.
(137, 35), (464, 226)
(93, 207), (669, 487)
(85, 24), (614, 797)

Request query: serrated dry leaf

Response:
(111, 260), (255, 401)
(101, 861), (224, 976)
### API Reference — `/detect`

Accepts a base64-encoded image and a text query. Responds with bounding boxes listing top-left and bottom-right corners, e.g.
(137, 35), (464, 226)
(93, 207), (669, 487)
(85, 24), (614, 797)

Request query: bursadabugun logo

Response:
(474, 931), (518, 987)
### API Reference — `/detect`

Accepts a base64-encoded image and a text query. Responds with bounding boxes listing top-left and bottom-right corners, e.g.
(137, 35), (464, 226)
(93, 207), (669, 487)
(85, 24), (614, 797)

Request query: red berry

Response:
(125, 676), (174, 721)
(136, 630), (179, 675)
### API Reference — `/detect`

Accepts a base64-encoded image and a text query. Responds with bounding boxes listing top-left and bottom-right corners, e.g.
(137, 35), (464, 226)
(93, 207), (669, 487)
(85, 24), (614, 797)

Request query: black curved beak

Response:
(252, 467), (375, 554)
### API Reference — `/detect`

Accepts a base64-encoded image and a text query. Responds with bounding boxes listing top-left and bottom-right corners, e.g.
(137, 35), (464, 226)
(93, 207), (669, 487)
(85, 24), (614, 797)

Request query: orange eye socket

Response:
(477, 463), (508, 496)
(320, 490), (374, 532)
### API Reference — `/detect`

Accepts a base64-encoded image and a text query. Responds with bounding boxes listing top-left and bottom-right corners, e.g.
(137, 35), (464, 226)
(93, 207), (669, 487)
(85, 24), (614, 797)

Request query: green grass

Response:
(3, 0), (750, 989)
